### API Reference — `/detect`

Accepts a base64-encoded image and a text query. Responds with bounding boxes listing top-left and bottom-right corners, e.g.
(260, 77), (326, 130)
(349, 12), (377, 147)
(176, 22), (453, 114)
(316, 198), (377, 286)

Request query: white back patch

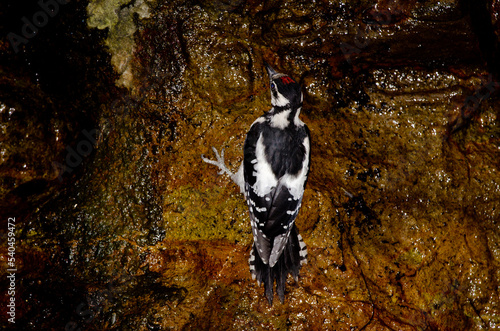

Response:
(280, 135), (310, 200)
(252, 116), (266, 125)
(294, 107), (304, 127)
(252, 134), (277, 197)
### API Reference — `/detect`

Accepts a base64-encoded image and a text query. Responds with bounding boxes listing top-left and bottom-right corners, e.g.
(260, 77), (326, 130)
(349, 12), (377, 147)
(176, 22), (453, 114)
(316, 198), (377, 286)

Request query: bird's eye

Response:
(270, 82), (276, 90)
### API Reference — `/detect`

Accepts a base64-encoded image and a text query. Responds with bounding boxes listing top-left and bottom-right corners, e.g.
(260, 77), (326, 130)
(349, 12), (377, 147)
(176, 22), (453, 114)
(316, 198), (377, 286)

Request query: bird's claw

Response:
(202, 147), (230, 176)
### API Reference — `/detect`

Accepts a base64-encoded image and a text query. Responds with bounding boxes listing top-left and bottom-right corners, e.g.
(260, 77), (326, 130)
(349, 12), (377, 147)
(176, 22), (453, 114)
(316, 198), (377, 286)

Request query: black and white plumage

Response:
(202, 63), (310, 305)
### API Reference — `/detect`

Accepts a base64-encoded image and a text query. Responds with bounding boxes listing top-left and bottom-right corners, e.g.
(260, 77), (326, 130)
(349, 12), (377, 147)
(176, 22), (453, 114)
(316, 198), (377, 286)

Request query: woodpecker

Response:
(202, 62), (310, 305)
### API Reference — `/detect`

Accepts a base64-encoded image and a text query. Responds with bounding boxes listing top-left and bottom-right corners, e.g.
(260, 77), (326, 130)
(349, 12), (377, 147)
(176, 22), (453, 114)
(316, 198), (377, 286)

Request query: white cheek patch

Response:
(271, 89), (289, 107)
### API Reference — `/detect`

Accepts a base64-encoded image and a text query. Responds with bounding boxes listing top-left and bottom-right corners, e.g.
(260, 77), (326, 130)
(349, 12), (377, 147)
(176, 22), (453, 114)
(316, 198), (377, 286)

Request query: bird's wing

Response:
(244, 118), (274, 264)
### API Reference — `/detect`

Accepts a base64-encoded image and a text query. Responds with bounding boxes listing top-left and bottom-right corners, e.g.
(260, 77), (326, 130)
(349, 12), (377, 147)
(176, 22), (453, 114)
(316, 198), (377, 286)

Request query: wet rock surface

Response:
(1, 0), (499, 330)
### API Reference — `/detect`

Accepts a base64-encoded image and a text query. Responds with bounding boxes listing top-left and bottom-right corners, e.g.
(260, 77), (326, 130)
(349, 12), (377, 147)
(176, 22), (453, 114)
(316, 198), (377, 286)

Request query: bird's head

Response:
(264, 63), (302, 110)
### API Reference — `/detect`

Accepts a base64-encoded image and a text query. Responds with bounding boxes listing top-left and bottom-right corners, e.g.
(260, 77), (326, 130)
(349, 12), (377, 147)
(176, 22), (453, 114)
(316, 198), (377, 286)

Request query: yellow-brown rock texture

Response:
(1, 0), (499, 330)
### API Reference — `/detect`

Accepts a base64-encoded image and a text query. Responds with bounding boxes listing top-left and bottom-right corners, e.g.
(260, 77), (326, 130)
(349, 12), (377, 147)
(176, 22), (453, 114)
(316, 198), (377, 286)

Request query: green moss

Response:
(87, 0), (153, 87)
(163, 185), (251, 245)
(396, 247), (424, 266)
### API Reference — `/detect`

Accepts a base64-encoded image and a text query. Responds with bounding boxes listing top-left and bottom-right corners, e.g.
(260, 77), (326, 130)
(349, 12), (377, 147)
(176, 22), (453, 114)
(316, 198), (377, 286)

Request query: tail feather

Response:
(249, 225), (307, 305)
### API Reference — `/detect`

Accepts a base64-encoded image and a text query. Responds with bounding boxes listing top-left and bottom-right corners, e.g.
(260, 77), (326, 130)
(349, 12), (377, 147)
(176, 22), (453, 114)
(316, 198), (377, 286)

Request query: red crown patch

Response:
(280, 76), (295, 85)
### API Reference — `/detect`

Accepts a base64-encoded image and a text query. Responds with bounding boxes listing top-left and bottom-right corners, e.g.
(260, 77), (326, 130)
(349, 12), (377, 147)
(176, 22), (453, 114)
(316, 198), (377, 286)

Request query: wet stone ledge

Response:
(0, 0), (499, 330)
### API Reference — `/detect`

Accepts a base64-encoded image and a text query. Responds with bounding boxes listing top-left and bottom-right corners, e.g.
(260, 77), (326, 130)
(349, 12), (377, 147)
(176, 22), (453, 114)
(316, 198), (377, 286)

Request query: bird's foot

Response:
(201, 147), (233, 177)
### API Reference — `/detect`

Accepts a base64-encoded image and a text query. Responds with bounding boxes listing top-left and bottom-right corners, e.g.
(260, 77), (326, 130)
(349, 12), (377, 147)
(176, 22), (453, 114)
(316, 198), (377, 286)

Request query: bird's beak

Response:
(264, 62), (278, 78)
